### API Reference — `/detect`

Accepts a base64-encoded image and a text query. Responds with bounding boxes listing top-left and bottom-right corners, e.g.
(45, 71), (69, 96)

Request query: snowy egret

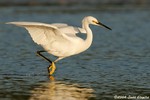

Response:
(7, 16), (111, 75)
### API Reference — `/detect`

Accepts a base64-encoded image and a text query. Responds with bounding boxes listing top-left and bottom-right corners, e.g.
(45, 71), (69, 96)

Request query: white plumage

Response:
(7, 16), (111, 75)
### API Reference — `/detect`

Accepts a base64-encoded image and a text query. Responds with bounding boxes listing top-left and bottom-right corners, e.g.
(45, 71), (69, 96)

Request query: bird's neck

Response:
(82, 21), (93, 50)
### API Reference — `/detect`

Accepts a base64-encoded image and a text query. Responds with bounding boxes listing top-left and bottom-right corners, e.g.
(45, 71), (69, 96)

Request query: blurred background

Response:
(0, 0), (150, 6)
(0, 0), (150, 100)
(0, 0), (150, 10)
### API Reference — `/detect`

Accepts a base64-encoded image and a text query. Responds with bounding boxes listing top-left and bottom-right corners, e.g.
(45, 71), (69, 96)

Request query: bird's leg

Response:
(47, 57), (64, 75)
(36, 50), (56, 75)
(48, 62), (56, 75)
(36, 50), (52, 63)
(48, 58), (63, 75)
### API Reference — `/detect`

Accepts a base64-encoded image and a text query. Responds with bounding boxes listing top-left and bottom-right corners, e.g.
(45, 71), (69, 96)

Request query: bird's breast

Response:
(42, 41), (77, 57)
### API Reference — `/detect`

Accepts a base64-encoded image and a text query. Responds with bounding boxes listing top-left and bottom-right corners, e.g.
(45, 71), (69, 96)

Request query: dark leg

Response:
(36, 50), (52, 63)
(36, 50), (56, 75)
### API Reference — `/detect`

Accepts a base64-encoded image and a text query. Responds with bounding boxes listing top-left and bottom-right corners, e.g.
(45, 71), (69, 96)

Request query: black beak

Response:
(97, 22), (112, 30)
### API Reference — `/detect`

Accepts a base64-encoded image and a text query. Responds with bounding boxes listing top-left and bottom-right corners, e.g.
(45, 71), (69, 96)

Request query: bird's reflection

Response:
(29, 77), (95, 100)
(48, 75), (55, 81)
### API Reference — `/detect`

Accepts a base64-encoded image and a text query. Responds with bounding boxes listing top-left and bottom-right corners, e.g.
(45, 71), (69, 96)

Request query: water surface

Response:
(0, 6), (150, 100)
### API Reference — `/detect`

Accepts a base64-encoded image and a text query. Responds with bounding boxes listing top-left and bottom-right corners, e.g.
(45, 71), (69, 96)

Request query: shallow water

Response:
(0, 6), (150, 100)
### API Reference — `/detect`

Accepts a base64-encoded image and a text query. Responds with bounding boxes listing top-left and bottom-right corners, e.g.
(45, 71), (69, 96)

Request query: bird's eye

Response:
(92, 20), (97, 24)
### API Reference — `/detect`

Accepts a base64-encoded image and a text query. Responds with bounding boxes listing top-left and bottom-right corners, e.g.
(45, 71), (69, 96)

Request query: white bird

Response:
(7, 16), (111, 75)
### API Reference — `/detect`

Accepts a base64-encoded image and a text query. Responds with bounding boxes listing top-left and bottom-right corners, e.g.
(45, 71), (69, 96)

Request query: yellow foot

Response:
(48, 62), (56, 75)
(48, 76), (55, 81)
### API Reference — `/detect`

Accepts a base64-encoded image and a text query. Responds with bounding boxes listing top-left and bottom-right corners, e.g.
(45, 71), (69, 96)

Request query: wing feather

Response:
(51, 23), (86, 35)
(6, 22), (68, 45)
(7, 21), (86, 45)
(51, 23), (68, 27)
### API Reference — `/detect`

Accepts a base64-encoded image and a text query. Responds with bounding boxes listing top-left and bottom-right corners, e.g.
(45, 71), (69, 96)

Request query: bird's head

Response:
(84, 16), (112, 30)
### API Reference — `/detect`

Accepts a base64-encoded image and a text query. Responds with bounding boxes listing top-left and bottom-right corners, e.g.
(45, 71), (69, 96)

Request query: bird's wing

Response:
(6, 22), (70, 45)
(59, 26), (86, 35)
(51, 23), (86, 35)
(51, 23), (68, 28)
